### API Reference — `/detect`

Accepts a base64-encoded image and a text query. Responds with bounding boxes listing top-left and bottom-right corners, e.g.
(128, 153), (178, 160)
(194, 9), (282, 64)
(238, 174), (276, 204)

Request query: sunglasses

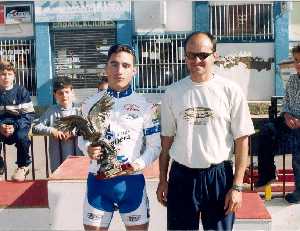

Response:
(185, 52), (214, 60)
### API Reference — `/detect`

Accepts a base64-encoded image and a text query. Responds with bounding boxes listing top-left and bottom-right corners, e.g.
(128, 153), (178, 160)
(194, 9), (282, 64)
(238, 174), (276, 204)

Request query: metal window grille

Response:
(0, 39), (36, 96)
(134, 34), (188, 93)
(210, 3), (274, 41)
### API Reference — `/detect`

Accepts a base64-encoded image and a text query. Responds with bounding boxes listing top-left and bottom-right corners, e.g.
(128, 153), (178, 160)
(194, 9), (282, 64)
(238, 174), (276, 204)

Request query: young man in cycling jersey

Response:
(79, 44), (161, 231)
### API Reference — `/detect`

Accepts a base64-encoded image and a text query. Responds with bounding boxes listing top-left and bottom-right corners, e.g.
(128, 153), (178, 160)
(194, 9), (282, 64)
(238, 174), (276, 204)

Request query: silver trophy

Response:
(54, 93), (133, 179)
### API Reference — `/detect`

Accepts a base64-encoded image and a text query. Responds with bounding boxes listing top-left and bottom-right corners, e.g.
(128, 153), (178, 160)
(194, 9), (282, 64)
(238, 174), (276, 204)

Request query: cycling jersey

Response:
(78, 86), (161, 174)
(79, 86), (160, 227)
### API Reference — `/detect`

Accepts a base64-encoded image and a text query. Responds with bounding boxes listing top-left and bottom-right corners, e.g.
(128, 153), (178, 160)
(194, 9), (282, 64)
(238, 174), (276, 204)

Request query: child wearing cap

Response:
(32, 77), (83, 172)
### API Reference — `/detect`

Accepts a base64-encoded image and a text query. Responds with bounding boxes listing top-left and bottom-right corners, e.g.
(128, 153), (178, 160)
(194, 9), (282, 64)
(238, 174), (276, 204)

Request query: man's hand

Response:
(156, 136), (173, 207)
(284, 113), (300, 129)
(87, 145), (102, 160)
(156, 180), (168, 207)
(224, 189), (242, 215)
(0, 124), (14, 137)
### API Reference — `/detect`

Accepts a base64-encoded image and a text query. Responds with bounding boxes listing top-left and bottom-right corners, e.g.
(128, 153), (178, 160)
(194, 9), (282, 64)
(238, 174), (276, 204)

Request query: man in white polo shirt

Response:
(156, 32), (255, 231)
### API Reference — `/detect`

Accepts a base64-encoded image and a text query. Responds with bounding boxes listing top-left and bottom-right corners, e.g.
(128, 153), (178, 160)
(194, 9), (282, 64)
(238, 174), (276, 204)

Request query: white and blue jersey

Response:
(79, 86), (161, 227)
(79, 86), (161, 174)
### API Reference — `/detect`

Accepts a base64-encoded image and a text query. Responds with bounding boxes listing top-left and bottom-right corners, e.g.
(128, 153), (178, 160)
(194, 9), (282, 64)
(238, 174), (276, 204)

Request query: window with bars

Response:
(0, 39), (36, 96)
(210, 3), (274, 41)
(134, 34), (188, 93)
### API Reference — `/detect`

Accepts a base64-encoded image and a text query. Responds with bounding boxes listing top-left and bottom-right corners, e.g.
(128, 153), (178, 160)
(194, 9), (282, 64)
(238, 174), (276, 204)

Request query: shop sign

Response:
(0, 48), (31, 62)
(5, 5), (32, 24)
(0, 5), (4, 25)
(52, 21), (115, 29)
(0, 48), (31, 56)
(35, 0), (130, 22)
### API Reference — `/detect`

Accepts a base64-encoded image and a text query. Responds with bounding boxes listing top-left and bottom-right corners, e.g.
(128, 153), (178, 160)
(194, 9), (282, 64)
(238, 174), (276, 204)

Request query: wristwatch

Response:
(231, 184), (244, 192)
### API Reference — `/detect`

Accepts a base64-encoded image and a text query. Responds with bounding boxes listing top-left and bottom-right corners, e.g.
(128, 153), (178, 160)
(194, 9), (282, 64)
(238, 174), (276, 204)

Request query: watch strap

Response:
(232, 184), (244, 192)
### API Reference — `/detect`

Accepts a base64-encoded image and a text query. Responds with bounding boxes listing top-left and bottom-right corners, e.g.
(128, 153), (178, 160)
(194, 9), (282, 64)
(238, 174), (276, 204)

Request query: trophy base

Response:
(95, 163), (134, 179)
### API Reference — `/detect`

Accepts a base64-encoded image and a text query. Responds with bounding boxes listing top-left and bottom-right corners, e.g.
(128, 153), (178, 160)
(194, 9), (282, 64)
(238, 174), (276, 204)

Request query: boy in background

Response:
(32, 77), (83, 172)
(96, 75), (108, 92)
(0, 60), (35, 181)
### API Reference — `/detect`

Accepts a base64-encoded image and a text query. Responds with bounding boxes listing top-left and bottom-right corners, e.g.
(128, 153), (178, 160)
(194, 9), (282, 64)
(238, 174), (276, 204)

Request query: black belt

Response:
(172, 160), (232, 172)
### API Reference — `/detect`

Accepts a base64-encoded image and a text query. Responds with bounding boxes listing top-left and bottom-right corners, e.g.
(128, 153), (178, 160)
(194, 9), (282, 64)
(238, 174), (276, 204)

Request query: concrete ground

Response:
(110, 180), (300, 231)
(1, 136), (300, 230)
(111, 180), (300, 231)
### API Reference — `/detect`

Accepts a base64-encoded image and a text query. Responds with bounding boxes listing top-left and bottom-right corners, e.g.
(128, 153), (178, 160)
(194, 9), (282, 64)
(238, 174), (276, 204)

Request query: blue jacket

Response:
(0, 85), (35, 130)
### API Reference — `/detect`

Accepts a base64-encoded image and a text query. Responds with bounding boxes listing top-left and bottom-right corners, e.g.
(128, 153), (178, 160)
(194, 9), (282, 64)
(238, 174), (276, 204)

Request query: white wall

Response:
(165, 0), (192, 32)
(289, 2), (300, 41)
(214, 43), (275, 101)
(0, 23), (34, 37)
(133, 0), (192, 33)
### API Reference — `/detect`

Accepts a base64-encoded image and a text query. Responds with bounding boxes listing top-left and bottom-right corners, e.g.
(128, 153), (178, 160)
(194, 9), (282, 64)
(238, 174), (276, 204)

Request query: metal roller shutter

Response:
(51, 22), (116, 89)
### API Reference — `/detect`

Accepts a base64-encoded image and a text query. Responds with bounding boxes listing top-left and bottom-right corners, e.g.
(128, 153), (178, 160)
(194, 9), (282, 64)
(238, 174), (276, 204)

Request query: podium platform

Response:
(0, 180), (50, 230)
(0, 156), (272, 230)
(48, 156), (161, 230)
(48, 156), (271, 230)
(49, 156), (159, 180)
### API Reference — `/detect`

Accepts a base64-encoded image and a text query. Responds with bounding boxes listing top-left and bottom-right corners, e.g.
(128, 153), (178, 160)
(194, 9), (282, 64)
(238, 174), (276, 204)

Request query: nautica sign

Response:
(35, 0), (130, 22)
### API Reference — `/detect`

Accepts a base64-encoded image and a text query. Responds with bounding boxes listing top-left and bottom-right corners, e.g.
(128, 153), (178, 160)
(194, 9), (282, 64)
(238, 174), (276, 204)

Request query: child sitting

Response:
(0, 60), (35, 181)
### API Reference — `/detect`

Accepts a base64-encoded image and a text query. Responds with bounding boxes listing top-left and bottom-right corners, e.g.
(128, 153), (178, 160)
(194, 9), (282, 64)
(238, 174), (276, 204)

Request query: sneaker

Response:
(0, 156), (4, 175)
(254, 176), (277, 191)
(285, 192), (300, 204)
(11, 166), (30, 182)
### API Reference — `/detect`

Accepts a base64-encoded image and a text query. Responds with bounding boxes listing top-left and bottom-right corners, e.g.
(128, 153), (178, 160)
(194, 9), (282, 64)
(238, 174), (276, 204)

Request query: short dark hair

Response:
(184, 31), (216, 53)
(53, 77), (73, 93)
(107, 44), (136, 63)
(292, 44), (300, 55)
(98, 75), (108, 83)
(0, 60), (16, 74)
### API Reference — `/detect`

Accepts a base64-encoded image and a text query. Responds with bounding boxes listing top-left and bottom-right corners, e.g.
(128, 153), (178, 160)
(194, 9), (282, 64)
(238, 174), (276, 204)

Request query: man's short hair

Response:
(184, 31), (217, 52)
(292, 44), (300, 55)
(53, 77), (73, 92)
(107, 44), (136, 63)
(0, 60), (16, 74)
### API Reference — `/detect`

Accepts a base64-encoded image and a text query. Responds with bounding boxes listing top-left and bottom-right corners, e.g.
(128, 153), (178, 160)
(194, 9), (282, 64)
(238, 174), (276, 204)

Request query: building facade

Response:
(0, 1), (293, 105)
(0, 2), (36, 98)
